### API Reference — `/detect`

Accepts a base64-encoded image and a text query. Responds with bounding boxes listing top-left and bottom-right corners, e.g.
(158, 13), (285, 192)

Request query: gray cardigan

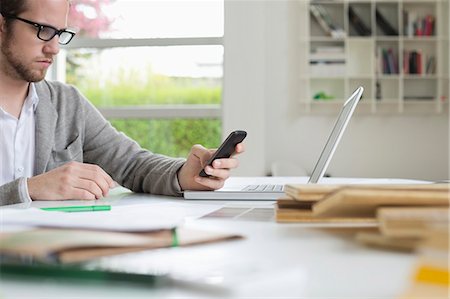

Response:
(0, 80), (185, 205)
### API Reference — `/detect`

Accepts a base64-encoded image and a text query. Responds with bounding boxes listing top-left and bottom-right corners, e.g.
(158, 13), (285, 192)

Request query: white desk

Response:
(0, 186), (418, 298)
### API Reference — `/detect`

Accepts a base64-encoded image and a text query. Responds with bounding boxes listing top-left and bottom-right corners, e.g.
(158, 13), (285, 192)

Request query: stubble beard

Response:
(1, 32), (47, 83)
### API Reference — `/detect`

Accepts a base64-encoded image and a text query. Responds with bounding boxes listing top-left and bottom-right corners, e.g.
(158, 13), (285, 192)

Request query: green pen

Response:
(41, 205), (111, 212)
(171, 228), (179, 247)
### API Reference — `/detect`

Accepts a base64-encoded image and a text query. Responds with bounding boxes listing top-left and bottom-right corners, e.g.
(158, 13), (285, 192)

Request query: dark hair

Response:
(0, 0), (29, 16)
(1, 0), (28, 29)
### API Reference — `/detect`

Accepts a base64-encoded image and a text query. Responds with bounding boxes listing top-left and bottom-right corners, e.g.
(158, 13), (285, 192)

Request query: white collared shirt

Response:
(0, 83), (39, 201)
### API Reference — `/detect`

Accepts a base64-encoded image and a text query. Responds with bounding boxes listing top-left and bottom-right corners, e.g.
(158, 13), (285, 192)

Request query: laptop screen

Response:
(308, 87), (364, 184)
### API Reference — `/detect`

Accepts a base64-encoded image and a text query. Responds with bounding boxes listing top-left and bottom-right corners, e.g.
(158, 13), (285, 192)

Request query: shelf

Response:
(348, 75), (373, 79)
(310, 36), (346, 42)
(310, 76), (346, 79)
(403, 75), (439, 79)
(403, 99), (437, 103)
(375, 36), (401, 41)
(311, 100), (347, 104)
(402, 37), (438, 42)
(377, 99), (400, 103)
(302, 0), (448, 114)
(377, 75), (401, 79)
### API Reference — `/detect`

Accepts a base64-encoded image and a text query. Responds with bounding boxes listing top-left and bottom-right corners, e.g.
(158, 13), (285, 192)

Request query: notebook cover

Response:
(0, 227), (243, 264)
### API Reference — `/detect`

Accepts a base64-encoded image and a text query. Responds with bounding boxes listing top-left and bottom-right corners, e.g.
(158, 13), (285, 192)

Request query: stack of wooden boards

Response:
(276, 183), (449, 297)
(276, 184), (449, 224)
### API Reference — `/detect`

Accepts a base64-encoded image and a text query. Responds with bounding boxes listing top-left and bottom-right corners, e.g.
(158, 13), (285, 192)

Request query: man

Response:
(0, 0), (244, 206)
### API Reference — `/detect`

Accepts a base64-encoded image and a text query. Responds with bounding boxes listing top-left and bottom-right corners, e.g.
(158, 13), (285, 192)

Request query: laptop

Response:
(184, 86), (364, 200)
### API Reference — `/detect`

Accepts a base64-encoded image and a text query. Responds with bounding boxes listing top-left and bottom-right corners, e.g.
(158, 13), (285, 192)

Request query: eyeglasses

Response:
(1, 13), (76, 45)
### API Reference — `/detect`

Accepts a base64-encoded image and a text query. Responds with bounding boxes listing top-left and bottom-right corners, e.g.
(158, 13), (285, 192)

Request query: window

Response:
(57, 0), (224, 156)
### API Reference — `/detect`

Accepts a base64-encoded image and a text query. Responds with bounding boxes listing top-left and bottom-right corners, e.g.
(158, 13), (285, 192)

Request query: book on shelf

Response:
(376, 8), (398, 36)
(310, 4), (346, 38)
(425, 56), (436, 74)
(403, 10), (435, 37)
(377, 47), (398, 74)
(386, 48), (398, 74)
(403, 51), (409, 74)
(424, 15), (436, 36)
(403, 50), (435, 75)
(348, 6), (371, 36)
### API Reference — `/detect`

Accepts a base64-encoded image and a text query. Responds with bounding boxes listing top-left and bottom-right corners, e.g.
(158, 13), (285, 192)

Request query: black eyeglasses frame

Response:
(1, 13), (76, 45)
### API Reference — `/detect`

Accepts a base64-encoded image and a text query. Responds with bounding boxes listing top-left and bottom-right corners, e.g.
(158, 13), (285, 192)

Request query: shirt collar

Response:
(0, 83), (40, 117)
(27, 82), (40, 112)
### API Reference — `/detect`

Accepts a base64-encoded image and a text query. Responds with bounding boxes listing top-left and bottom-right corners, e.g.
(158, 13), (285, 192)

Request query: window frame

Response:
(54, 36), (223, 119)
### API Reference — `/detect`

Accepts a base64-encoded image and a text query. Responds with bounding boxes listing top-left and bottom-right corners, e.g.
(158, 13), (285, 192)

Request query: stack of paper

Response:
(276, 184), (449, 225)
(0, 205), (242, 264)
(0, 227), (241, 264)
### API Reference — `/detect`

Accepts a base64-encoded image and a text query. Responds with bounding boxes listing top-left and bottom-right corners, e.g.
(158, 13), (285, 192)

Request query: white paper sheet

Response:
(0, 205), (185, 231)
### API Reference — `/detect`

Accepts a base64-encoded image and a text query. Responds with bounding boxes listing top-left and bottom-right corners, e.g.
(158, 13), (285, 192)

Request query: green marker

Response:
(41, 205), (111, 212)
(171, 228), (179, 247)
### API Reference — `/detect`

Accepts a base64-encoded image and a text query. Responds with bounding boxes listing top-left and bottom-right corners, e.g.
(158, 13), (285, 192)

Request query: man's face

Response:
(0, 0), (70, 82)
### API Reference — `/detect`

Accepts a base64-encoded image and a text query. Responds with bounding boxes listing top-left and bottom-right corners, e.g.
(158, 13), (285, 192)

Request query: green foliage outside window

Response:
(69, 68), (222, 157)
(110, 118), (222, 158)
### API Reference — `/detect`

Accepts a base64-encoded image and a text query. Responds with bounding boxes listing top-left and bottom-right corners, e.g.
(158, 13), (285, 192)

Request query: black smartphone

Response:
(199, 130), (247, 177)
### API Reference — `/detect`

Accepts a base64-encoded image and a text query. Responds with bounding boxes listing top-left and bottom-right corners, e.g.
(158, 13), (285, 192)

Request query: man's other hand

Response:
(27, 162), (115, 200)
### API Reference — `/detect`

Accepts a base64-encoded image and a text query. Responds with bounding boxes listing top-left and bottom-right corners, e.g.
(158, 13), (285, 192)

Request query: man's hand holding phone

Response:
(177, 130), (246, 191)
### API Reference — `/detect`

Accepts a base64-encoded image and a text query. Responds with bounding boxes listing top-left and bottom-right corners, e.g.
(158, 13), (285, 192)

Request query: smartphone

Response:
(199, 130), (247, 177)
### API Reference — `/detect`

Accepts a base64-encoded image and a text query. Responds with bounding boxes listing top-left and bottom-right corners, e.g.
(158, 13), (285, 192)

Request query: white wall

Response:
(224, 0), (449, 181)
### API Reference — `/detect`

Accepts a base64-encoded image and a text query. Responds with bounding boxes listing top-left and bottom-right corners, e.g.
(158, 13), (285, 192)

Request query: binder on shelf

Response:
(310, 4), (332, 36)
(376, 8), (398, 36)
(310, 4), (346, 38)
(348, 6), (371, 36)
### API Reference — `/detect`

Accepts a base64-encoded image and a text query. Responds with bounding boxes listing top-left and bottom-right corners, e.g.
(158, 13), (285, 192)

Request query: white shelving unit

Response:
(299, 0), (449, 114)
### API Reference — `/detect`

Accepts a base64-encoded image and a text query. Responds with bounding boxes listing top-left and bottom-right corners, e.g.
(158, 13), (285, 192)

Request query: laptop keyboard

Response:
(241, 184), (284, 192)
